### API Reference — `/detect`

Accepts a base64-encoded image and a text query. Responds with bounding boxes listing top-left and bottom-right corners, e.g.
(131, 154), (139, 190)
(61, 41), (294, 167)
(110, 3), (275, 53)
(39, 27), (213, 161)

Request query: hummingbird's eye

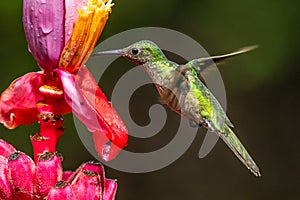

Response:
(131, 48), (139, 55)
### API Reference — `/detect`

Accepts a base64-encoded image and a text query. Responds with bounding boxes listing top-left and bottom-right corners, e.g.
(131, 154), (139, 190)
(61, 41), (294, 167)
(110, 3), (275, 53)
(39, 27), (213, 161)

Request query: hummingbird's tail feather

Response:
(217, 125), (261, 176)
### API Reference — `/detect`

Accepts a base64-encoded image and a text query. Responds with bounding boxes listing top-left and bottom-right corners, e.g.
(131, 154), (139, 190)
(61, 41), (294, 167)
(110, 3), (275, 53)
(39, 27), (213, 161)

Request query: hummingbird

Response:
(93, 40), (261, 176)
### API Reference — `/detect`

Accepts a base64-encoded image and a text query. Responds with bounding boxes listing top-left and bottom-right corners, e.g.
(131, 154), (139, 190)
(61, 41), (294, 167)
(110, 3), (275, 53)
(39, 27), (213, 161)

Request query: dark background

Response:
(0, 0), (299, 199)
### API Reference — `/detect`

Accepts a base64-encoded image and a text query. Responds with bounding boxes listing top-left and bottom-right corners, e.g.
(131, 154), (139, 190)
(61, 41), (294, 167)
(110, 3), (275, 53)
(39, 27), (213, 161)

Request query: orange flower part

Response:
(59, 0), (114, 73)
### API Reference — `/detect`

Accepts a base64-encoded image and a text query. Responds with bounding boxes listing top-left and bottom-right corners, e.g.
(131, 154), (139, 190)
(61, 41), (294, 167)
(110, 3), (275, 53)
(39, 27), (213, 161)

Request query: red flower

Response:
(0, 140), (117, 200)
(0, 0), (128, 161)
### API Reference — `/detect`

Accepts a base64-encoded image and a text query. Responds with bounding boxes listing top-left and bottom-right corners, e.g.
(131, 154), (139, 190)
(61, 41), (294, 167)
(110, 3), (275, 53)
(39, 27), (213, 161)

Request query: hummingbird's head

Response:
(121, 40), (166, 65)
(93, 40), (166, 65)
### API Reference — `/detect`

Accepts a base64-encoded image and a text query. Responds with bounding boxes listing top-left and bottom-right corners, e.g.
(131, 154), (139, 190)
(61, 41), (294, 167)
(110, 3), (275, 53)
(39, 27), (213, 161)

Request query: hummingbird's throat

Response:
(124, 56), (146, 65)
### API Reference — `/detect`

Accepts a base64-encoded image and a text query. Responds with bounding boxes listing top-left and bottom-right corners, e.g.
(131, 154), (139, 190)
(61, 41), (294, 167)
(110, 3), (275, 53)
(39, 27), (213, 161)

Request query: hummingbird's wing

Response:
(157, 68), (190, 115)
(158, 68), (209, 128)
(185, 45), (258, 74)
(177, 46), (258, 126)
(175, 65), (234, 128)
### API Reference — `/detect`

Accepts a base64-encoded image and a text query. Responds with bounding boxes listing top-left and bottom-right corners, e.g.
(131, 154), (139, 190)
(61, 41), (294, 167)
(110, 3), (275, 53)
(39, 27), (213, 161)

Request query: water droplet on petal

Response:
(40, 23), (53, 35)
(102, 142), (111, 161)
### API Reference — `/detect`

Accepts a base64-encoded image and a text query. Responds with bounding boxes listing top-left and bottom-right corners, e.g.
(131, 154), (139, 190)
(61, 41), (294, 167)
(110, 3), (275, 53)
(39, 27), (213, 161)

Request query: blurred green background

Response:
(0, 0), (299, 199)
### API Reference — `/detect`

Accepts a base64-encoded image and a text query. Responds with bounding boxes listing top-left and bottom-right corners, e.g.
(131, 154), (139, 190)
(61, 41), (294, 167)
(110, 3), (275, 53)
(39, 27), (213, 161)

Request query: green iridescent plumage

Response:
(93, 40), (261, 176)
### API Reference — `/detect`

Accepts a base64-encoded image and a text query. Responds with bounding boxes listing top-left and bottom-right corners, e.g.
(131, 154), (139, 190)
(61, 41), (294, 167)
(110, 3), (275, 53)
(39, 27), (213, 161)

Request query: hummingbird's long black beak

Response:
(92, 49), (123, 57)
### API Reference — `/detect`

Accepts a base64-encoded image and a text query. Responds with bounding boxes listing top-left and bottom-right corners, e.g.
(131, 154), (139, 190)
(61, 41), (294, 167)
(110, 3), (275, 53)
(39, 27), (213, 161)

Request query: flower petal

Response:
(62, 171), (74, 182)
(103, 179), (117, 200)
(0, 156), (14, 200)
(47, 181), (75, 200)
(55, 67), (128, 161)
(55, 69), (103, 132)
(75, 67), (128, 154)
(92, 131), (123, 161)
(7, 152), (35, 200)
(64, 0), (88, 43)
(34, 152), (63, 198)
(81, 161), (105, 196)
(71, 170), (101, 199)
(81, 161), (105, 181)
(23, 0), (65, 71)
(0, 140), (16, 159)
(0, 72), (45, 129)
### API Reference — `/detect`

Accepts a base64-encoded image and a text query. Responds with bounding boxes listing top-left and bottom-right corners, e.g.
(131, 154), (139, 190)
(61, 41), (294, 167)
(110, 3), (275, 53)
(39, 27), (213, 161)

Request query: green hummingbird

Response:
(93, 40), (261, 176)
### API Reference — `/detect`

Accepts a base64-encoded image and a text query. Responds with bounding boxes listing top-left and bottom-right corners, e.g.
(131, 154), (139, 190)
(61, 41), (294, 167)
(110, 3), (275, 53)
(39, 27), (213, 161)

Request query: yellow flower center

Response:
(59, 0), (114, 73)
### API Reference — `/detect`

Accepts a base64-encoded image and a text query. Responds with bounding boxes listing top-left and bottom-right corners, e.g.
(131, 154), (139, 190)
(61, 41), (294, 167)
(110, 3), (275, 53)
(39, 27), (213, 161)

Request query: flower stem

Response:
(31, 81), (66, 163)
(30, 111), (64, 163)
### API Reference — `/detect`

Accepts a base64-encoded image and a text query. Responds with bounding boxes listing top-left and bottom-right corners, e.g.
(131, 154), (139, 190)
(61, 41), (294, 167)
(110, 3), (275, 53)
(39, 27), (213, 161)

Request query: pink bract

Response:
(0, 140), (117, 200)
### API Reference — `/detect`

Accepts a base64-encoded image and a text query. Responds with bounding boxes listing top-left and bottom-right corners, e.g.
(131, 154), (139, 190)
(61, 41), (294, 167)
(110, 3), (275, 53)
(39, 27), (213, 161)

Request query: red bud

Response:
(7, 152), (35, 200)
(47, 181), (74, 200)
(34, 152), (63, 198)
